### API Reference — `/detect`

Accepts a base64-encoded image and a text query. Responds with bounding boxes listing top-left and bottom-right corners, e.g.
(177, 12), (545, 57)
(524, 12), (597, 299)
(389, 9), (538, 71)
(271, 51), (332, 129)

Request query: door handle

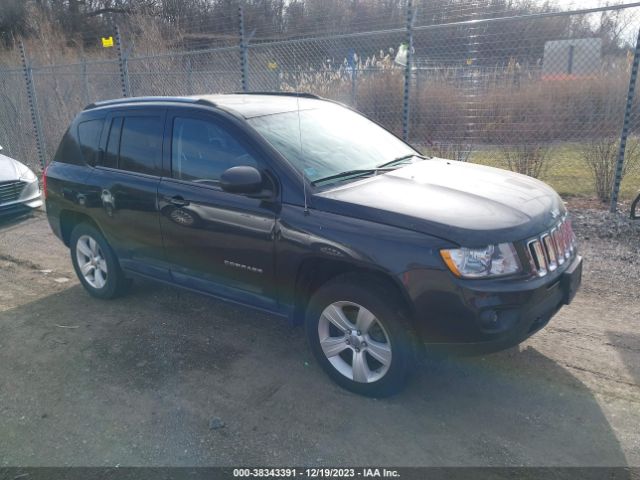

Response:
(167, 195), (190, 207)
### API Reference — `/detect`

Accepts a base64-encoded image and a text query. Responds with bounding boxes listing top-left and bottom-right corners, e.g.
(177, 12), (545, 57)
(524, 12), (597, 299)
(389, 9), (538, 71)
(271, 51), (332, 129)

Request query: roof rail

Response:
(84, 96), (216, 111)
(230, 91), (322, 99)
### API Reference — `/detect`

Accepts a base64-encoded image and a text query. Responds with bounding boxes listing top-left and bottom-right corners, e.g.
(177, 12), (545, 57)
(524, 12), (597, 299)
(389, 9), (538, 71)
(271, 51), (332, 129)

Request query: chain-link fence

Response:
(0, 67), (36, 167)
(1, 2), (640, 210)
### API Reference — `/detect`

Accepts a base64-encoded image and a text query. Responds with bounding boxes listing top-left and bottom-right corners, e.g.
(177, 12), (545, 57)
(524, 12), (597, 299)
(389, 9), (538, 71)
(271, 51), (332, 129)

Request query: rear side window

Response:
(113, 116), (163, 175)
(102, 117), (122, 169)
(171, 117), (258, 183)
(77, 119), (103, 165)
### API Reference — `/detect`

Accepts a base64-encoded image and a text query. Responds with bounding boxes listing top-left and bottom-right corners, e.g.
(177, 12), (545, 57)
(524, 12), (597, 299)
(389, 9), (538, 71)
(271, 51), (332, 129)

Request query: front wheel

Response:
(70, 223), (131, 299)
(305, 276), (415, 397)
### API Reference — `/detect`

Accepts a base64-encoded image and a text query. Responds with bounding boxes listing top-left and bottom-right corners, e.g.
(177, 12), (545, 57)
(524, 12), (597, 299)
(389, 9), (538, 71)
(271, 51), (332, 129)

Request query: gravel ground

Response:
(0, 208), (638, 467)
(571, 208), (640, 295)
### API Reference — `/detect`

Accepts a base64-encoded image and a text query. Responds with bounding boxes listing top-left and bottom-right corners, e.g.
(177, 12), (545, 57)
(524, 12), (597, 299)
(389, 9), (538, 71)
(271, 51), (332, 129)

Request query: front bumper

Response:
(404, 254), (583, 356)
(0, 196), (43, 217)
(0, 179), (42, 218)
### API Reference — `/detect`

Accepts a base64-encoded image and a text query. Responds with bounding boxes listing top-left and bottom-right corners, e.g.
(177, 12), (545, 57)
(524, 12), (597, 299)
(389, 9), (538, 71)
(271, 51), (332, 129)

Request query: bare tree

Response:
(581, 137), (640, 203)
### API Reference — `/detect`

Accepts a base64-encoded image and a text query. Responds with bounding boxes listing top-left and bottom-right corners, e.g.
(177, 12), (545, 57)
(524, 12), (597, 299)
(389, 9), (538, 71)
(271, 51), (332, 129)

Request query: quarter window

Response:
(77, 119), (104, 165)
(171, 117), (258, 184)
(53, 128), (80, 165)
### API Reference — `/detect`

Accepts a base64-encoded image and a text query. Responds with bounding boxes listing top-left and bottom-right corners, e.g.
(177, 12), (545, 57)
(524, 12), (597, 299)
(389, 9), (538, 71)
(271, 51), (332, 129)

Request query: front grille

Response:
(527, 217), (576, 277)
(0, 180), (26, 205)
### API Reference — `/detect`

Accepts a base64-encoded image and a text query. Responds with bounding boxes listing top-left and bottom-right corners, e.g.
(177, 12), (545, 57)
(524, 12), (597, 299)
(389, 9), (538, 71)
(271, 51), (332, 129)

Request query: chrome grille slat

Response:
(528, 239), (548, 277)
(0, 181), (26, 204)
(526, 217), (575, 277)
(542, 234), (558, 271)
(551, 228), (565, 266)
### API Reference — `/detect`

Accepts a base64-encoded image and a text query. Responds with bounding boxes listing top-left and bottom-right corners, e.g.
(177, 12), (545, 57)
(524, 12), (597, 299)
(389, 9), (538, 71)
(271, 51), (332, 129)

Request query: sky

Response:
(552, 0), (637, 9)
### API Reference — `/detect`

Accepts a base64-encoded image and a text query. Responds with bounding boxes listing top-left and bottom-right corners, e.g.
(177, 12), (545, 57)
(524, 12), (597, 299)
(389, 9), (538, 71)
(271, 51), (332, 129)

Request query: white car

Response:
(0, 145), (42, 217)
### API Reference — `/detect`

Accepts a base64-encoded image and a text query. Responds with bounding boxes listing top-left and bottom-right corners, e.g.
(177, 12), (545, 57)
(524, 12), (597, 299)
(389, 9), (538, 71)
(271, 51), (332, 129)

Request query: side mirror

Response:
(220, 166), (263, 195)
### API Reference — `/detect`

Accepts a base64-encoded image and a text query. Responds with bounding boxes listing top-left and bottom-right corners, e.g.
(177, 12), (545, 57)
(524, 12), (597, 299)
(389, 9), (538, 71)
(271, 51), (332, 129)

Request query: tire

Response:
(69, 223), (131, 299)
(305, 275), (415, 397)
(631, 193), (640, 220)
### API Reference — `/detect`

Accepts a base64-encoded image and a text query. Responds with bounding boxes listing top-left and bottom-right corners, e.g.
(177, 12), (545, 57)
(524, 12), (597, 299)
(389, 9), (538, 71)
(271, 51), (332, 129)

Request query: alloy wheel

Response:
(76, 234), (108, 289)
(317, 301), (392, 383)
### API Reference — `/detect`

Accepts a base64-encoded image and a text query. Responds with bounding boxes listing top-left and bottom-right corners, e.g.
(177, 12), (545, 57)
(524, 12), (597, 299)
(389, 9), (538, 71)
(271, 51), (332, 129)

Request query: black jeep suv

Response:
(45, 93), (582, 396)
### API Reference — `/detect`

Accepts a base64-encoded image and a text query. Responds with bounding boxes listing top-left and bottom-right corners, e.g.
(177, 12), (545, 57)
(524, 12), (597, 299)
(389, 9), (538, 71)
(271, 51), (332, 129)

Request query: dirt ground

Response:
(0, 210), (638, 467)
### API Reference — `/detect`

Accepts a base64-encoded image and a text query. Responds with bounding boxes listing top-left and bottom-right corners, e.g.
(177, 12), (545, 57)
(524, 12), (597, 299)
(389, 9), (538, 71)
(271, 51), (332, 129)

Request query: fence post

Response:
(610, 28), (640, 213)
(186, 56), (194, 95)
(19, 41), (46, 171)
(238, 6), (249, 92)
(350, 50), (358, 108)
(402, 0), (414, 142)
(81, 57), (90, 104)
(115, 25), (130, 97)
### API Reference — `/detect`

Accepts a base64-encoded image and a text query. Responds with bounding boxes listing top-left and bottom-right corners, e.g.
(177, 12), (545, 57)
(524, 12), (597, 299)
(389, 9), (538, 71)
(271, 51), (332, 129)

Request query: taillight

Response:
(42, 163), (49, 199)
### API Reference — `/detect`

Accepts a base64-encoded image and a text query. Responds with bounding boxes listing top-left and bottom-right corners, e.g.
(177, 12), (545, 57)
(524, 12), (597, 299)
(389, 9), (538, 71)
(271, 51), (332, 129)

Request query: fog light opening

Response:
(479, 309), (500, 330)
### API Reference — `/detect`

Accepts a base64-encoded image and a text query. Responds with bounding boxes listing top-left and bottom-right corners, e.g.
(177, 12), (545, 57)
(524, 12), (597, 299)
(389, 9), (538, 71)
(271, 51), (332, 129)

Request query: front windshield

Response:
(248, 104), (418, 184)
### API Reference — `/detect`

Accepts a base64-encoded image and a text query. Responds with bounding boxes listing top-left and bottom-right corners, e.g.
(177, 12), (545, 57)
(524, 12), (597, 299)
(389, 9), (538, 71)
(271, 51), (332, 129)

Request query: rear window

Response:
(77, 119), (104, 165)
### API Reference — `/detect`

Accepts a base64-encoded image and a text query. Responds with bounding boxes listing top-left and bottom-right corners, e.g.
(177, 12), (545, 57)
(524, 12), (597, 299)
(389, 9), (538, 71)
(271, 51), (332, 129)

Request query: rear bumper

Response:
(405, 254), (583, 356)
(44, 199), (64, 243)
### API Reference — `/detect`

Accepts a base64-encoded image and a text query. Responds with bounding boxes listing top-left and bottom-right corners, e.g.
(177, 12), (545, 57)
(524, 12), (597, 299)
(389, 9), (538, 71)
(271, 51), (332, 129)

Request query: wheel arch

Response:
(59, 210), (102, 247)
(292, 256), (415, 326)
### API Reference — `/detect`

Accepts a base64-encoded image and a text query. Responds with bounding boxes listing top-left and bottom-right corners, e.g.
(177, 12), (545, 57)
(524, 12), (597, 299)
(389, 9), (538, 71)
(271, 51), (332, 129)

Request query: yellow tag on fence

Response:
(101, 36), (114, 48)
(267, 61), (278, 71)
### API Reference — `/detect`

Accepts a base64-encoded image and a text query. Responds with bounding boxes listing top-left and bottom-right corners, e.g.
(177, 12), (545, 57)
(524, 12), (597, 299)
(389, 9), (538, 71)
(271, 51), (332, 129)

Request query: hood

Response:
(0, 153), (28, 183)
(313, 159), (565, 246)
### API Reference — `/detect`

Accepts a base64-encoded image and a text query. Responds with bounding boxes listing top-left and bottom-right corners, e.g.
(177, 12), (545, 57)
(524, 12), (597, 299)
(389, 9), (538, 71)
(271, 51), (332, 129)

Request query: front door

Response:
(158, 110), (279, 309)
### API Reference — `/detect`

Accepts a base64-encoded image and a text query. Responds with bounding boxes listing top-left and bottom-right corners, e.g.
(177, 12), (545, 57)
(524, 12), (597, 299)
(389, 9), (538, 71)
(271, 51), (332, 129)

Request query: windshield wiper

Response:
(311, 168), (395, 186)
(377, 153), (427, 169)
(311, 154), (427, 186)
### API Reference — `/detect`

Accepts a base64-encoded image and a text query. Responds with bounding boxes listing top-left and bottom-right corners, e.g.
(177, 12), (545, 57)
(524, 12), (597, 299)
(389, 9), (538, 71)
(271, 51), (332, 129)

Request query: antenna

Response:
(292, 49), (309, 215)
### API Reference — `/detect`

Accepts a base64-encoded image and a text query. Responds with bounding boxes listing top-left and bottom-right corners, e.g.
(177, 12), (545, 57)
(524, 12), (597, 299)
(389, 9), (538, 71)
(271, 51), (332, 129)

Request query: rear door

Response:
(91, 107), (168, 278)
(158, 108), (279, 309)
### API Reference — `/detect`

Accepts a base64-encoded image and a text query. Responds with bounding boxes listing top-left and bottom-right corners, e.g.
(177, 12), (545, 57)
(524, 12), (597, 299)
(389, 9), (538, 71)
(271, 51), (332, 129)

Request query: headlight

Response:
(19, 168), (37, 182)
(440, 243), (521, 278)
(18, 179), (40, 199)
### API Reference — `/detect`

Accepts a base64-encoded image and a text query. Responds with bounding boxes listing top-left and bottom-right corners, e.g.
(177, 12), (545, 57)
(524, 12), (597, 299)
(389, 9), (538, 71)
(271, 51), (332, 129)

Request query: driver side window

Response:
(171, 117), (259, 184)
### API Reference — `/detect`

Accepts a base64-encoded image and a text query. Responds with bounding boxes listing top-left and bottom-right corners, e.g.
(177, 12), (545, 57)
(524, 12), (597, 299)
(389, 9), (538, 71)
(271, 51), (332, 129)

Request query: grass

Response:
(465, 143), (640, 201)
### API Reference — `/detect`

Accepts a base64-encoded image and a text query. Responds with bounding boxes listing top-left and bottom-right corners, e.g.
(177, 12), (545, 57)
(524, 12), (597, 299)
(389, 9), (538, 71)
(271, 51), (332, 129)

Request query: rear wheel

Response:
(305, 276), (414, 397)
(70, 223), (130, 299)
